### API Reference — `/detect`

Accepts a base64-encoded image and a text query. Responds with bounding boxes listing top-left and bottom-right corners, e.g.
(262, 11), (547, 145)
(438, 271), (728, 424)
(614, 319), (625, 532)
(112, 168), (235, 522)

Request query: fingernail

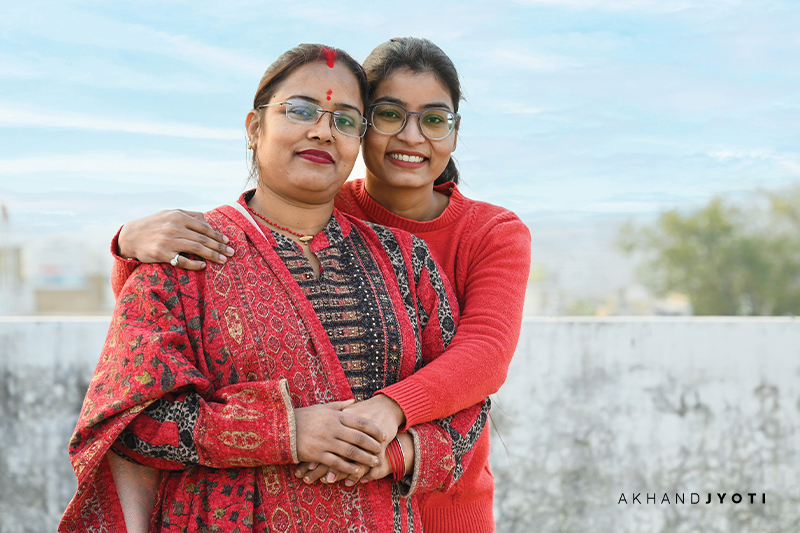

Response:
(223, 235), (230, 244)
(373, 458), (379, 466)
(304, 476), (311, 483)
(226, 246), (234, 255)
(219, 254), (227, 263)
(295, 471), (301, 478)
(354, 467), (360, 474)
(382, 433), (387, 441)
(345, 480), (354, 487)
(326, 473), (336, 483)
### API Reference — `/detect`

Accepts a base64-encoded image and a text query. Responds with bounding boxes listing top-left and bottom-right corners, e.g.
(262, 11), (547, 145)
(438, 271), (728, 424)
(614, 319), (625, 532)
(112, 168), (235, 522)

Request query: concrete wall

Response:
(491, 317), (800, 532)
(1, 317), (798, 532)
(0, 317), (109, 533)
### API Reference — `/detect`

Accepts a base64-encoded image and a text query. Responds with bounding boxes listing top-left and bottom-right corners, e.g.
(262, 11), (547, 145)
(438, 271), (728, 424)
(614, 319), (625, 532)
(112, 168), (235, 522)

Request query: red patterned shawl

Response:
(60, 202), (485, 532)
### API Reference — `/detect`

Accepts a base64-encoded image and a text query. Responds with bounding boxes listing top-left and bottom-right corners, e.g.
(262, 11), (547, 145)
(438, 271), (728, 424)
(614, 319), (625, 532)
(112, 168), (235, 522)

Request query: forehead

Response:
(372, 70), (454, 108)
(275, 61), (362, 104)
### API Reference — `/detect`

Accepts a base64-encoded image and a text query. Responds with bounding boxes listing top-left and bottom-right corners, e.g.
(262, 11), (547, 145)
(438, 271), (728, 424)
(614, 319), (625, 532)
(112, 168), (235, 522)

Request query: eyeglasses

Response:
(369, 103), (460, 141)
(258, 99), (368, 138)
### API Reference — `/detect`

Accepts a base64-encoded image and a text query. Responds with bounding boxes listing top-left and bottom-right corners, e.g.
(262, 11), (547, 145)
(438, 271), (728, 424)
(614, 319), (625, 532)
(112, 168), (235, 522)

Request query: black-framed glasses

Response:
(259, 99), (368, 138)
(369, 103), (460, 141)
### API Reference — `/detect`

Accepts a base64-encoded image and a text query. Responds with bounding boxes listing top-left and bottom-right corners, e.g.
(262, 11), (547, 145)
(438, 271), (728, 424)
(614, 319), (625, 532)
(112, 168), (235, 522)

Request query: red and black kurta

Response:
(60, 194), (488, 533)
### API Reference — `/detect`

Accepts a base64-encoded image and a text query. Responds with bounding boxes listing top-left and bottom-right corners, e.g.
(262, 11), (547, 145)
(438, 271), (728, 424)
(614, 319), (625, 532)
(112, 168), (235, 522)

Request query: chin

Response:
(379, 172), (438, 189)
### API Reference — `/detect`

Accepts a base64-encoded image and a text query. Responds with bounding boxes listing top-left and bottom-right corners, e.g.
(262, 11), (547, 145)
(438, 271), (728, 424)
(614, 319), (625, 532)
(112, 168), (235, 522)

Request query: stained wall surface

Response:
(1, 317), (797, 532)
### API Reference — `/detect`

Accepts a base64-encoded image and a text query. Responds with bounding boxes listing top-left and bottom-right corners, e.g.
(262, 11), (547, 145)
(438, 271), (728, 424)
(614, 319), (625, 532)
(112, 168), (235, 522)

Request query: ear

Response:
(246, 110), (261, 147)
(450, 116), (460, 152)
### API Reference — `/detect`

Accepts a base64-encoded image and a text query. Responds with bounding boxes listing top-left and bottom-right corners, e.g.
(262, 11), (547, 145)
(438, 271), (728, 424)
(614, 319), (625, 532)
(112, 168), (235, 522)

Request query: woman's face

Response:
(247, 61), (363, 205)
(362, 69), (458, 190)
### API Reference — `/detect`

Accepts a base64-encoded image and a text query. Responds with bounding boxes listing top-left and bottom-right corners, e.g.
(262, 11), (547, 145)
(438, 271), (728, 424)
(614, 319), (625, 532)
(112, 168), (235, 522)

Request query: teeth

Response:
(389, 153), (425, 163)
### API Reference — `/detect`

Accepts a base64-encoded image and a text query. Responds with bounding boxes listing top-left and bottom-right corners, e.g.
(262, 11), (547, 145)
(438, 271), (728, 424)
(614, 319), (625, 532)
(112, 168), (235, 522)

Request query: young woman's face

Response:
(247, 61), (364, 205)
(362, 69), (458, 190)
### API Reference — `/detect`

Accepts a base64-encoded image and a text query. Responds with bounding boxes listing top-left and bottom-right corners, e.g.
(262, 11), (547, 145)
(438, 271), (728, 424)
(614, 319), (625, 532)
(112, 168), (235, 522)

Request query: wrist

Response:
(373, 393), (406, 429)
(396, 433), (414, 477)
(117, 224), (136, 260)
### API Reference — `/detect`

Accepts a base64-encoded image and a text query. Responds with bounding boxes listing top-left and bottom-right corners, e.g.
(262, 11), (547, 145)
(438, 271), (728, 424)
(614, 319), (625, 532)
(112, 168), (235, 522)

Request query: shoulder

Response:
(343, 212), (433, 258)
(334, 179), (362, 215)
(449, 185), (530, 244)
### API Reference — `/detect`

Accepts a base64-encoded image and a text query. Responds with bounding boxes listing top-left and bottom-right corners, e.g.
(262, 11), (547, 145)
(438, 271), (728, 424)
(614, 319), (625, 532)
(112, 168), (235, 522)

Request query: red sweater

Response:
(335, 180), (531, 533)
(110, 180), (531, 533)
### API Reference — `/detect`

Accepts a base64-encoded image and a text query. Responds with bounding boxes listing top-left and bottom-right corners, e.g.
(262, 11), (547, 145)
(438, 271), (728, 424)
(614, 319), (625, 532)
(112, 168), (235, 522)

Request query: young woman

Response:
(60, 43), (488, 533)
(110, 38), (530, 533)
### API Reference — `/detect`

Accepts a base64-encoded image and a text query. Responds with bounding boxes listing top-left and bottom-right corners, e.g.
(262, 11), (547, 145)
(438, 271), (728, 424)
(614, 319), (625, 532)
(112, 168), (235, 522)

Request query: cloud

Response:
(511, 0), (744, 12)
(0, 51), (230, 93)
(0, 103), (241, 140)
(490, 48), (582, 72)
(0, 3), (262, 76)
(0, 153), (243, 182)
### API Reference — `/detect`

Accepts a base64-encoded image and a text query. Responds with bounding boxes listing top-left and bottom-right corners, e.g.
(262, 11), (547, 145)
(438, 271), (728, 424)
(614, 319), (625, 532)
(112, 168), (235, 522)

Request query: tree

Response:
(618, 185), (800, 315)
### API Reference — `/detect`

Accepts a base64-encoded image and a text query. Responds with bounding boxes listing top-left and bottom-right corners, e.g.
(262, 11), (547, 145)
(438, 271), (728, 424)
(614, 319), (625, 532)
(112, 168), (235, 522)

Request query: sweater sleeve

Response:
(379, 213), (531, 428)
(110, 226), (142, 300)
(402, 397), (490, 496)
(379, 235), (489, 496)
(105, 263), (298, 470)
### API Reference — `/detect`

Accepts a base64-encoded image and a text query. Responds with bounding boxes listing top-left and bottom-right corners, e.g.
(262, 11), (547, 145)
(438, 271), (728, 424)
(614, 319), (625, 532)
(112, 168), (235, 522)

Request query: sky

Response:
(1, 0), (799, 294)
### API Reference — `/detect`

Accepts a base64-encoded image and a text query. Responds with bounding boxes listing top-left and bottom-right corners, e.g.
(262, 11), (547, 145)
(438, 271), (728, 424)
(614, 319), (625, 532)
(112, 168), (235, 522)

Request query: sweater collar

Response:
(348, 179), (467, 233)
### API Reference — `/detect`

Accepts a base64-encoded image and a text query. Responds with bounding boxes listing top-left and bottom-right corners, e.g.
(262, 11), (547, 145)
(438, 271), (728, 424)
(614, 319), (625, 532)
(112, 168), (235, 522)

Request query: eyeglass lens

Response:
(284, 100), (366, 138)
(370, 104), (456, 140)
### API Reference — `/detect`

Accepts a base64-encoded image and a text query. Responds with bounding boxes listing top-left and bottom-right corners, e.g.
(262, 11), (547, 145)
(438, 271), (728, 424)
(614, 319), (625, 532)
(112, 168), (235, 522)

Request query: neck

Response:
(364, 172), (448, 222)
(248, 186), (334, 237)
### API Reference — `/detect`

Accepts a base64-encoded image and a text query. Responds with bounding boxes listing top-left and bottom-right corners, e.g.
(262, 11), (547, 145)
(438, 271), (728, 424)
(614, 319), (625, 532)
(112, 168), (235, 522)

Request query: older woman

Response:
(59, 43), (488, 533)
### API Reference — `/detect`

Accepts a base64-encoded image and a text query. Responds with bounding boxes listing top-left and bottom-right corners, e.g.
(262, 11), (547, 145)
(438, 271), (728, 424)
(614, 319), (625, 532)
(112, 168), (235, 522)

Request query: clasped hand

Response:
(295, 395), (406, 486)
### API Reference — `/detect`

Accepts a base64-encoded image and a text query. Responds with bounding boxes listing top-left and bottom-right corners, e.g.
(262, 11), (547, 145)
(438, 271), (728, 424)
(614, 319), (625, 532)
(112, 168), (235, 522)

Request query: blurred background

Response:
(1, 1), (799, 532)
(2, 0), (799, 318)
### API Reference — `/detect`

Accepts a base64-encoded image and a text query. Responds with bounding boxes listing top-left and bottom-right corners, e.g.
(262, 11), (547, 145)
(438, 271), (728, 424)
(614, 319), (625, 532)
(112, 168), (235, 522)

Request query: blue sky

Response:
(1, 0), (799, 243)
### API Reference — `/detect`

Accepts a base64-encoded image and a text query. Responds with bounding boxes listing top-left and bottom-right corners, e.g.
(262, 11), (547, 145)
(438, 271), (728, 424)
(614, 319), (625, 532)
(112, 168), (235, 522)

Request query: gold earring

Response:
(247, 139), (253, 150)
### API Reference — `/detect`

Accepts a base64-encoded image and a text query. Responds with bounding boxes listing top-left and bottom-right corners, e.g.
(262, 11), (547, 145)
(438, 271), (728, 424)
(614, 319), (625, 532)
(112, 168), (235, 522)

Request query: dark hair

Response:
(362, 37), (463, 185)
(248, 44), (369, 182)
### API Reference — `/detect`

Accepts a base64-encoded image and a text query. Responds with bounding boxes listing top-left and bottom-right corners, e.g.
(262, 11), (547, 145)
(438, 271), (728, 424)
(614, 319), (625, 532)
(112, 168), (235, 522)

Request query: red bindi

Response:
(327, 89), (332, 101)
(322, 47), (335, 68)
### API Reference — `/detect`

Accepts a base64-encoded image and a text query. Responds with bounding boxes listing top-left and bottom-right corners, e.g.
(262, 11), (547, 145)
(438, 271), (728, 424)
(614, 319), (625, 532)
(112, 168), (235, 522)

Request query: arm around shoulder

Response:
(380, 214), (531, 427)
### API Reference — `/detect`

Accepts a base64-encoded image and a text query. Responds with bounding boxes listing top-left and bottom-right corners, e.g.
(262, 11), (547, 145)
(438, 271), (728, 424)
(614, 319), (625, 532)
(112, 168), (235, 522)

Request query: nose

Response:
(396, 114), (425, 145)
(307, 111), (336, 143)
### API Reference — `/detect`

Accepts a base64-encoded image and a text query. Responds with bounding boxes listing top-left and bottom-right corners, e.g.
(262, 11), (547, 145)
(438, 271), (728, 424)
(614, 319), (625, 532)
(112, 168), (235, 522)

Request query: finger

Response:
(336, 426), (382, 455)
(339, 413), (387, 443)
(178, 257), (207, 271)
(175, 238), (230, 265)
(319, 454), (365, 477)
(167, 253), (206, 271)
(343, 468), (366, 487)
(303, 464), (330, 484)
(331, 441), (379, 469)
(322, 399), (356, 411)
(294, 462), (315, 479)
(178, 210), (232, 247)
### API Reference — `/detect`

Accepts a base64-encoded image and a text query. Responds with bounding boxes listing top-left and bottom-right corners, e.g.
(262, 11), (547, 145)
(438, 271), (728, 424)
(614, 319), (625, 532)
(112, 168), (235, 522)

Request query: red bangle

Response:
(387, 437), (406, 482)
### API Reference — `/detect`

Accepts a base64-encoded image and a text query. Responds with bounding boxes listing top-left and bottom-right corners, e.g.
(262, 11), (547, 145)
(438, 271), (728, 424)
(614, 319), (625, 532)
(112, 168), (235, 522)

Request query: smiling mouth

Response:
(388, 153), (426, 163)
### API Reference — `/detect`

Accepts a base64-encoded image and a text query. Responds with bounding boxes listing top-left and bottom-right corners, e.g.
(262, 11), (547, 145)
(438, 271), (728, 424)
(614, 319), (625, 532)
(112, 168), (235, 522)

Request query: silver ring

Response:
(170, 253), (181, 267)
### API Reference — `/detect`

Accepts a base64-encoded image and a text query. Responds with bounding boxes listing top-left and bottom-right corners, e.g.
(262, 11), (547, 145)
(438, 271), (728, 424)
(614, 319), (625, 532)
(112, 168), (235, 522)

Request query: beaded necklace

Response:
(245, 205), (314, 244)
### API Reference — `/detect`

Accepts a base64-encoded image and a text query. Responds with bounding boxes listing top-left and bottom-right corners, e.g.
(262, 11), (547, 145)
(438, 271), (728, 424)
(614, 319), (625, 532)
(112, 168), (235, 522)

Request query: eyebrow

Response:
(371, 96), (454, 112)
(285, 94), (363, 114)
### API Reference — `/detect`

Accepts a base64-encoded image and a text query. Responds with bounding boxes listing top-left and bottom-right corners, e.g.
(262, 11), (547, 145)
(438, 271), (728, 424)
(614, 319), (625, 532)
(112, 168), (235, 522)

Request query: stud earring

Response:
(247, 139), (253, 150)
